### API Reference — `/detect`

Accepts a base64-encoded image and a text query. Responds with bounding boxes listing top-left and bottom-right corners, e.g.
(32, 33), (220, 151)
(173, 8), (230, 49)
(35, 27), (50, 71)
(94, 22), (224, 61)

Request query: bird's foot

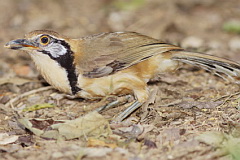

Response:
(95, 95), (132, 113)
(113, 101), (143, 122)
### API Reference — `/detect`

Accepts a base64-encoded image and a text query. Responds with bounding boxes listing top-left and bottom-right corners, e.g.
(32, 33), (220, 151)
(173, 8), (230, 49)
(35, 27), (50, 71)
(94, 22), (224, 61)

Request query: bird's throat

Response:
(29, 52), (81, 95)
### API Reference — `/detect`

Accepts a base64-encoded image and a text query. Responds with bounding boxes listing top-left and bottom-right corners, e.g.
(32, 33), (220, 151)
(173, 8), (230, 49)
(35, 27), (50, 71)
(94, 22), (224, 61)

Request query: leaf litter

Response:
(1, 0), (240, 160)
(18, 111), (112, 140)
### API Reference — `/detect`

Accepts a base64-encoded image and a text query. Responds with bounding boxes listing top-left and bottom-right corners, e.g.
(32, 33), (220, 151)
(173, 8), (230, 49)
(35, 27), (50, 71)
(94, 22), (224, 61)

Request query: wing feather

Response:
(75, 32), (182, 78)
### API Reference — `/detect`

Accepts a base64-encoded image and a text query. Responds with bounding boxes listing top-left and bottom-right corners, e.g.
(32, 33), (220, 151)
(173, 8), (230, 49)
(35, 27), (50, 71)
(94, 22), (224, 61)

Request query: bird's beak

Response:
(4, 39), (40, 50)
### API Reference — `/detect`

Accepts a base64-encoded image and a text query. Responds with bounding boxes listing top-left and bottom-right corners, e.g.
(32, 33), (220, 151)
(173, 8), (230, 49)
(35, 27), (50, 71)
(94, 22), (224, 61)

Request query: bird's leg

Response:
(95, 95), (132, 113)
(112, 82), (148, 122)
(113, 101), (143, 122)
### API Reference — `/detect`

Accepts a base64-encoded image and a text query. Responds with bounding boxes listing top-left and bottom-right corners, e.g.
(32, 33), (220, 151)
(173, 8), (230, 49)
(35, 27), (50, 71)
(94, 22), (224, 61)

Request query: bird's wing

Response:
(75, 32), (182, 78)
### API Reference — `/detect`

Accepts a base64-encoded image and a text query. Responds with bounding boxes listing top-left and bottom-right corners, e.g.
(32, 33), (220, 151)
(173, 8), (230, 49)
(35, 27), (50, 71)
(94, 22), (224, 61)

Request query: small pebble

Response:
(181, 36), (204, 48)
(208, 41), (222, 49)
(229, 37), (240, 51)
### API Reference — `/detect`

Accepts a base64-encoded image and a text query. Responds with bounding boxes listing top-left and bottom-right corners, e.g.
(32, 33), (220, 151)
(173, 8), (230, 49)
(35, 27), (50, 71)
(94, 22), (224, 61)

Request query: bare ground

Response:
(0, 0), (240, 159)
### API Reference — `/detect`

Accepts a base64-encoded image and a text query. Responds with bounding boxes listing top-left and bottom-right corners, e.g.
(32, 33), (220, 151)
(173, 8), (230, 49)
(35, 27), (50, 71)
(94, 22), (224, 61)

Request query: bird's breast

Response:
(29, 53), (72, 94)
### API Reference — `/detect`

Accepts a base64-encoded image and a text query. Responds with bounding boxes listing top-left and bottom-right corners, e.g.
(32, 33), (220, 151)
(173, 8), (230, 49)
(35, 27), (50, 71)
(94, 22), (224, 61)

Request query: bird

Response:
(4, 30), (240, 121)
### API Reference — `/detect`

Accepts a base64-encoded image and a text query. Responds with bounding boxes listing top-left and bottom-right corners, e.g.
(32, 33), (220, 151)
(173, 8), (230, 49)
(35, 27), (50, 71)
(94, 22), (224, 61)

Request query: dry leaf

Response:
(87, 138), (117, 148)
(18, 135), (33, 147)
(179, 101), (222, 109)
(0, 77), (33, 85)
(78, 147), (113, 158)
(18, 118), (45, 136)
(18, 111), (112, 140)
(12, 65), (31, 76)
(197, 131), (240, 159)
(143, 139), (157, 148)
(48, 111), (112, 140)
(0, 133), (18, 145)
(51, 147), (115, 159)
(197, 131), (225, 146)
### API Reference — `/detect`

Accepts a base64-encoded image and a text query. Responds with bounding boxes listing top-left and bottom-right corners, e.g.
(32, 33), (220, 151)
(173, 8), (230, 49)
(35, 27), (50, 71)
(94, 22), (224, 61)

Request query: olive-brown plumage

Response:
(5, 30), (240, 121)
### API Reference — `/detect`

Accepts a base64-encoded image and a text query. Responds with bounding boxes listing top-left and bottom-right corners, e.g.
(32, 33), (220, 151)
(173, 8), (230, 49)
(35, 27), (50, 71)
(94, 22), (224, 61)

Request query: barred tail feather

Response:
(171, 51), (240, 83)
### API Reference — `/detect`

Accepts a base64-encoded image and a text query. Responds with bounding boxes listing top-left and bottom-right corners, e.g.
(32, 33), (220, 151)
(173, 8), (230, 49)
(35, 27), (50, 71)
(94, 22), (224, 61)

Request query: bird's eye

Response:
(40, 36), (50, 45)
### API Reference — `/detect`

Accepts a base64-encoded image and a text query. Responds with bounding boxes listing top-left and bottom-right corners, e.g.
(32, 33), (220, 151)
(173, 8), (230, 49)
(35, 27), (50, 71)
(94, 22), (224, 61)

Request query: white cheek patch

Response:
(45, 43), (67, 58)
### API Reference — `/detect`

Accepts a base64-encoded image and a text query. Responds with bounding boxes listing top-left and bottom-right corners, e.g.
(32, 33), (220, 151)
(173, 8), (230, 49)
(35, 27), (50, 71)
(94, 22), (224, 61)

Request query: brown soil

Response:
(0, 0), (240, 160)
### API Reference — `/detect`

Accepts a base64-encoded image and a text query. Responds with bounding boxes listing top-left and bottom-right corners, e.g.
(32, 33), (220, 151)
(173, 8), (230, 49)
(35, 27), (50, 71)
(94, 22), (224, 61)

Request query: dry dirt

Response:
(0, 0), (240, 160)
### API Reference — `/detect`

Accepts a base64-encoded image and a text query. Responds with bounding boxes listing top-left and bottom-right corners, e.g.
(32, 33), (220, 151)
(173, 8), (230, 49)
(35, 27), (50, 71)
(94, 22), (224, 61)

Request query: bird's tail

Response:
(170, 51), (240, 83)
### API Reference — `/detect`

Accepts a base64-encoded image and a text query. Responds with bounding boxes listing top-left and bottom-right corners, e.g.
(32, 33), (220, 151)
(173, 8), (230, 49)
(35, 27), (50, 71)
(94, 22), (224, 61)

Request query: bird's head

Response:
(5, 30), (81, 94)
(4, 30), (72, 59)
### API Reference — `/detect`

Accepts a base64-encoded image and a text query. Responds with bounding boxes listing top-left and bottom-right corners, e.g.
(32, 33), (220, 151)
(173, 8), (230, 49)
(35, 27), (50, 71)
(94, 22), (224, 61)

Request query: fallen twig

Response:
(5, 86), (54, 108)
(214, 91), (240, 101)
(158, 99), (183, 107)
(214, 91), (240, 108)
